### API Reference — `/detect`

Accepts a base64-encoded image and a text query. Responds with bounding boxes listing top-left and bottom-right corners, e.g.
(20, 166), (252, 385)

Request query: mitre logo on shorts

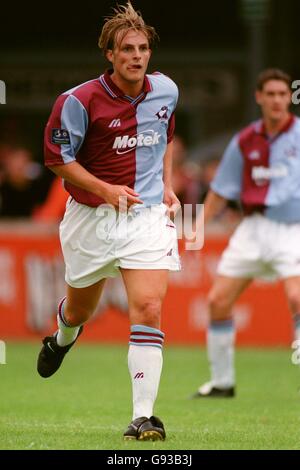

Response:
(113, 130), (161, 155)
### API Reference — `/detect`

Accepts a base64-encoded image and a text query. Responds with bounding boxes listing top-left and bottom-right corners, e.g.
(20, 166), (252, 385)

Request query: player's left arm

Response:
(163, 140), (181, 219)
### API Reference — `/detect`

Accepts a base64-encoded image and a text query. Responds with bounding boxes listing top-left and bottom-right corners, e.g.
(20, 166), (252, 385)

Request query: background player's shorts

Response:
(217, 213), (300, 280)
(60, 198), (181, 288)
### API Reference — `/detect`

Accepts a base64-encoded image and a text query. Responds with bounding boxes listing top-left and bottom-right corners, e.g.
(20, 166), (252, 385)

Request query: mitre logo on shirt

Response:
(113, 130), (161, 155)
(248, 150), (261, 160)
(108, 118), (121, 128)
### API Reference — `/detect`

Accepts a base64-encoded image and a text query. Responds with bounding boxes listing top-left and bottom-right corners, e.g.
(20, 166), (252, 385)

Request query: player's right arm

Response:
(201, 134), (244, 224)
(203, 189), (228, 225)
(189, 134), (243, 246)
(209, 134), (243, 204)
(44, 93), (142, 209)
(49, 161), (142, 209)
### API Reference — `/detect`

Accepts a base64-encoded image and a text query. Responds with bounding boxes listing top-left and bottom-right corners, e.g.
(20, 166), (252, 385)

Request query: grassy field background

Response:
(0, 342), (299, 450)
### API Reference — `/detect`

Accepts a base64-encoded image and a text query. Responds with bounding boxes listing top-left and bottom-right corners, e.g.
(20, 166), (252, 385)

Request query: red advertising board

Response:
(0, 223), (292, 346)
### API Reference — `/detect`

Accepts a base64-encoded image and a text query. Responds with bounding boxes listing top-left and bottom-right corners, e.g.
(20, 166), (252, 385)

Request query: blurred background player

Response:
(0, 146), (53, 218)
(192, 68), (300, 397)
(37, 1), (181, 440)
(171, 135), (202, 216)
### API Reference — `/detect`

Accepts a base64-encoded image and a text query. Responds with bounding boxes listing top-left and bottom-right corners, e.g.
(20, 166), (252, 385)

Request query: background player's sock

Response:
(128, 325), (164, 420)
(293, 313), (300, 341)
(56, 297), (81, 347)
(207, 319), (235, 389)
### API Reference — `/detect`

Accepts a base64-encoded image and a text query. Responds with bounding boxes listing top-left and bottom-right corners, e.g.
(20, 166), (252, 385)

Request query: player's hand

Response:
(163, 187), (181, 220)
(102, 184), (143, 210)
(185, 227), (196, 245)
(184, 217), (204, 250)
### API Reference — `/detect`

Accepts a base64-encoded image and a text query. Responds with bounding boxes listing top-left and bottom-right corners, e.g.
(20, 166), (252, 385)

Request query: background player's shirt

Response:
(44, 70), (178, 207)
(211, 115), (300, 223)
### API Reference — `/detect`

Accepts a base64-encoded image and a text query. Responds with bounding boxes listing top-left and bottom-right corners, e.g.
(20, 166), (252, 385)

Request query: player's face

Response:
(255, 80), (291, 122)
(106, 30), (151, 91)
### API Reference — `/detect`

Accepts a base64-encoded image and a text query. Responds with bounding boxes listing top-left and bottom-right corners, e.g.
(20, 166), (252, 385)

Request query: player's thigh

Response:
(120, 269), (169, 326)
(65, 278), (106, 317)
(209, 275), (252, 310)
(282, 276), (300, 314)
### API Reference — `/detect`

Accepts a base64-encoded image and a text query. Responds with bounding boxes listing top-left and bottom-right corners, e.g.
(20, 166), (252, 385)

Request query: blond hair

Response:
(98, 1), (159, 55)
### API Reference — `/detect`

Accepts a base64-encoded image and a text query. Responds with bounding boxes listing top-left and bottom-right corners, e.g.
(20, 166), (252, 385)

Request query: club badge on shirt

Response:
(51, 129), (70, 145)
(156, 106), (169, 122)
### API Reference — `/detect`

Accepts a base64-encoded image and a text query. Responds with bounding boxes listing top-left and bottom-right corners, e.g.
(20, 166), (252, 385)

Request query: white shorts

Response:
(217, 213), (300, 280)
(60, 198), (181, 288)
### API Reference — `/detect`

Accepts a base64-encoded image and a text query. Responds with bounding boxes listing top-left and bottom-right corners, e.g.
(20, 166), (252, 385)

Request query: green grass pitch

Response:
(0, 342), (299, 450)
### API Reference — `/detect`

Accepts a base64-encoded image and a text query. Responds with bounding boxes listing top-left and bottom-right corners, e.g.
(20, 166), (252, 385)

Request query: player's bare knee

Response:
(64, 305), (93, 326)
(208, 290), (232, 320)
(135, 299), (161, 327)
(286, 291), (300, 314)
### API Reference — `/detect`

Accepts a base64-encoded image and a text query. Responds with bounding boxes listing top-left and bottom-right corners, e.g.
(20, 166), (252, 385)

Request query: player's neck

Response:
(110, 72), (144, 98)
(263, 112), (291, 136)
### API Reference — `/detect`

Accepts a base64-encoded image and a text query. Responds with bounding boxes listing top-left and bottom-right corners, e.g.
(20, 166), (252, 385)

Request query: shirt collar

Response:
(99, 69), (152, 99)
(255, 113), (295, 138)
